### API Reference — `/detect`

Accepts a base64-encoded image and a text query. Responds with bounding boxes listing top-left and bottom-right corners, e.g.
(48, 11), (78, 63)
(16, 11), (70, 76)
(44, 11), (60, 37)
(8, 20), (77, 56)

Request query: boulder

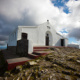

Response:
(35, 59), (40, 62)
(48, 47), (55, 50)
(67, 56), (76, 61)
(16, 77), (22, 80)
(10, 67), (20, 74)
(0, 77), (4, 80)
(76, 60), (80, 64)
(45, 55), (53, 61)
(65, 75), (71, 80)
(22, 76), (26, 80)
(28, 61), (37, 66)
(5, 77), (13, 80)
(25, 71), (28, 76)
(4, 72), (10, 77)
(62, 71), (71, 75)
(38, 72), (42, 77)
(16, 65), (22, 71)
(74, 72), (80, 77)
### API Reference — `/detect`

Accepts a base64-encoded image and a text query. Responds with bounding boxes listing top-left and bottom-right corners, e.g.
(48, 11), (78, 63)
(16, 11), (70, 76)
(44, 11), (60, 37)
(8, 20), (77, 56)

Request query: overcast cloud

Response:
(0, 0), (80, 45)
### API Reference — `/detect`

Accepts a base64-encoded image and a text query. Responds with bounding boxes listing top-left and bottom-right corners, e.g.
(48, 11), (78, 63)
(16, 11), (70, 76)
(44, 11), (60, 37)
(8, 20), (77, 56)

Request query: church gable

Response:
(38, 20), (56, 33)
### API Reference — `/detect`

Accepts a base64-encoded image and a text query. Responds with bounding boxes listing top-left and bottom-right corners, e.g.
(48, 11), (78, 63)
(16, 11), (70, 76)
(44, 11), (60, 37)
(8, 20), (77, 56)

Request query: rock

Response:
(0, 77), (4, 80)
(16, 77), (22, 80)
(28, 61), (37, 66)
(22, 64), (27, 69)
(49, 75), (53, 79)
(10, 74), (14, 77)
(65, 65), (76, 71)
(74, 72), (80, 77)
(67, 56), (76, 61)
(38, 72), (42, 77)
(45, 55), (53, 61)
(77, 78), (80, 80)
(44, 69), (48, 73)
(76, 60), (80, 64)
(48, 47), (55, 50)
(22, 76), (26, 80)
(52, 74), (55, 77)
(65, 75), (71, 80)
(10, 67), (20, 74)
(4, 77), (8, 80)
(4, 72), (10, 77)
(27, 73), (32, 80)
(19, 72), (25, 77)
(77, 56), (80, 60)
(16, 65), (22, 71)
(55, 48), (61, 53)
(62, 71), (71, 75)
(51, 64), (57, 68)
(35, 59), (40, 62)
(41, 70), (44, 73)
(5, 77), (13, 80)
(25, 71), (28, 76)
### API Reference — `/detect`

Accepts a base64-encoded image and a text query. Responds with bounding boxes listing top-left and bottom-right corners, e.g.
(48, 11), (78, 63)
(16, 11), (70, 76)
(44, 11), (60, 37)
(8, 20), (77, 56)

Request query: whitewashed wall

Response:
(65, 38), (68, 47)
(28, 40), (33, 54)
(17, 27), (22, 40)
(22, 27), (38, 45)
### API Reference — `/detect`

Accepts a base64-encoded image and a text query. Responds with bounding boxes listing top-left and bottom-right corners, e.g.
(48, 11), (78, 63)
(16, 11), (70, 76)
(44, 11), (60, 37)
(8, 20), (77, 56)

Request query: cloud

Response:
(68, 28), (80, 40)
(0, 35), (8, 45)
(56, 0), (80, 40)
(71, 41), (78, 44)
(0, 0), (80, 45)
(0, 0), (65, 35)
(70, 40), (80, 45)
(0, 35), (8, 41)
(0, 41), (7, 45)
(65, 0), (80, 39)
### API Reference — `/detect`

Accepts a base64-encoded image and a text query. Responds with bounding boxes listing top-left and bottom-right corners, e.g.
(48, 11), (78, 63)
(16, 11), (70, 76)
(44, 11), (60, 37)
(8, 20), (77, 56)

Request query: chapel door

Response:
(46, 34), (49, 46)
(61, 39), (64, 46)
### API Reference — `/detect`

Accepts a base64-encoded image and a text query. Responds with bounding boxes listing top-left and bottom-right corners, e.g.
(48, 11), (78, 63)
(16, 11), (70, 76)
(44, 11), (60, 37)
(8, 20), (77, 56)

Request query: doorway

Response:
(61, 39), (65, 46)
(46, 34), (49, 46)
(45, 31), (52, 46)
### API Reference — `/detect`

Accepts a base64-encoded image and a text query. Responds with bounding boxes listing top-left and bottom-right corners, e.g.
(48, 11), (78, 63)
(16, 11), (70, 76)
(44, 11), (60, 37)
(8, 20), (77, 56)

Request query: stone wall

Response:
(0, 51), (8, 76)
(7, 46), (17, 53)
(16, 39), (28, 57)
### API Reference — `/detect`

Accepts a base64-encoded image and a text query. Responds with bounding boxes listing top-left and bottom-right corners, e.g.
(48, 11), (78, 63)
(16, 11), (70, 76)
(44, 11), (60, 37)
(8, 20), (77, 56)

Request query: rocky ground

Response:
(0, 47), (80, 80)
(0, 51), (8, 76)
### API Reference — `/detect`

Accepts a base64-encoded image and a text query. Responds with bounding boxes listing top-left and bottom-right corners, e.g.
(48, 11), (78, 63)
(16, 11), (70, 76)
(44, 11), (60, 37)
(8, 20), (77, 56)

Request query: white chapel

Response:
(8, 20), (68, 53)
